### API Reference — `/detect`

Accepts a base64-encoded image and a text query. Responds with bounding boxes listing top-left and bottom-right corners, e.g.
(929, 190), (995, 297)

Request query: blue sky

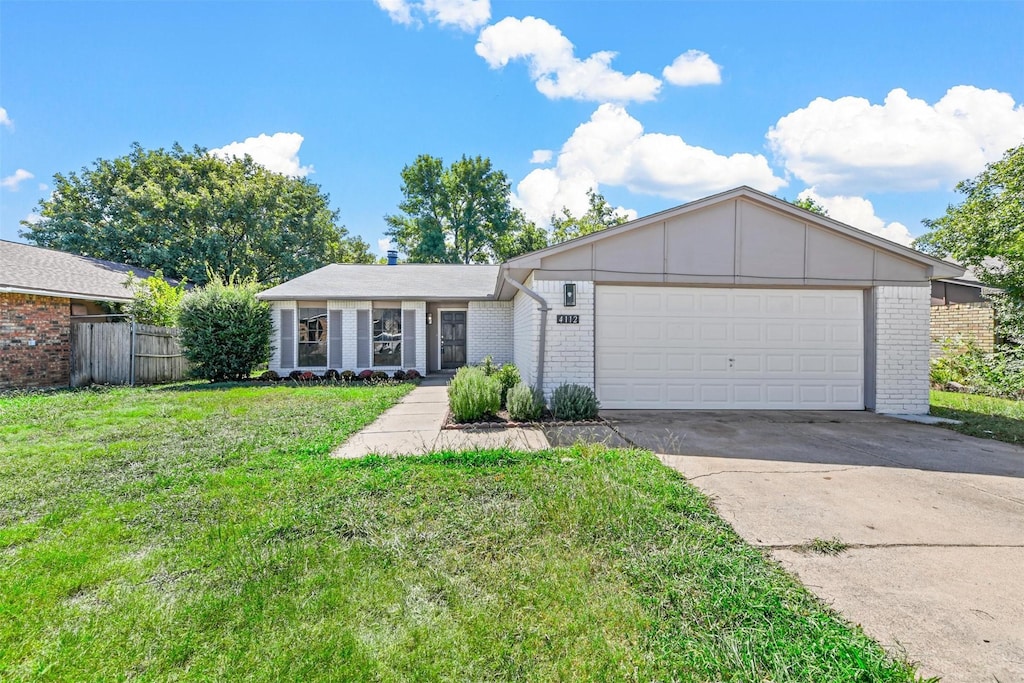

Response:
(2, 1), (1022, 255)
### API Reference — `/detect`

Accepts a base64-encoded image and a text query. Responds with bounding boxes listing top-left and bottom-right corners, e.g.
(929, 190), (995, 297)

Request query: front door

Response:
(440, 311), (467, 370)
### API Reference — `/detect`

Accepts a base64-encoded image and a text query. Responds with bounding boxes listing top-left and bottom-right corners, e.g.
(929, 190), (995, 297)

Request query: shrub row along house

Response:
(0, 240), (156, 390)
(259, 187), (963, 414)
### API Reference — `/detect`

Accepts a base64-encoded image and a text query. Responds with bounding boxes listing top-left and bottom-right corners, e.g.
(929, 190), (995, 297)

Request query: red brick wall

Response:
(0, 293), (71, 390)
(930, 301), (996, 359)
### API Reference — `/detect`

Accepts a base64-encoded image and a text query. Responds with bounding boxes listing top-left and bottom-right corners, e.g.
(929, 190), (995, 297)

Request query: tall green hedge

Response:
(178, 279), (272, 381)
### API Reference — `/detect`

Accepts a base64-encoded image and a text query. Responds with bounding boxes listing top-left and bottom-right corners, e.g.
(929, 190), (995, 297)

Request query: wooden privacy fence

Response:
(71, 322), (189, 387)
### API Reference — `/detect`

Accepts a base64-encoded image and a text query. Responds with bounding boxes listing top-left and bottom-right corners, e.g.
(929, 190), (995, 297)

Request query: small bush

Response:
(507, 382), (544, 421)
(357, 369), (373, 381)
(323, 369), (340, 381)
(448, 366), (501, 421)
(340, 370), (356, 382)
(178, 277), (272, 382)
(550, 383), (600, 421)
(298, 371), (316, 381)
(405, 369), (422, 380)
(480, 355), (497, 377)
(370, 371), (390, 383)
(931, 339), (1024, 400)
(288, 370), (304, 381)
(258, 370), (279, 381)
(393, 370), (408, 381)
(494, 363), (521, 407)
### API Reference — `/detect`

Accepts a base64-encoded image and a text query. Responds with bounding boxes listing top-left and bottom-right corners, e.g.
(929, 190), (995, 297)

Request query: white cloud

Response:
(375, 0), (490, 31)
(209, 132), (312, 177)
(23, 212), (42, 225)
(476, 17), (662, 103)
(769, 86), (1024, 193)
(38, 183), (48, 191)
(0, 107), (12, 130)
(798, 187), (914, 246)
(530, 149), (553, 164)
(662, 50), (722, 86)
(1, 168), (34, 191)
(377, 238), (395, 255)
(515, 103), (785, 225)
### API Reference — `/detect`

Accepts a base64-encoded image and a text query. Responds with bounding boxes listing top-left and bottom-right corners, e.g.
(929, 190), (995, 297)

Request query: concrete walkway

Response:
(332, 376), (549, 458)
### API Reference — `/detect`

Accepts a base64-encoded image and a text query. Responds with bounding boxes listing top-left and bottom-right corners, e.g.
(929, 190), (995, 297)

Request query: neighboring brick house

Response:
(930, 269), (997, 358)
(259, 187), (964, 415)
(0, 240), (157, 390)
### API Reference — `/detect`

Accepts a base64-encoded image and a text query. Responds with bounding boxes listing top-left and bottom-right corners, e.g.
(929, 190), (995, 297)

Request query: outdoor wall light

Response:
(564, 283), (576, 307)
(427, 312), (433, 325)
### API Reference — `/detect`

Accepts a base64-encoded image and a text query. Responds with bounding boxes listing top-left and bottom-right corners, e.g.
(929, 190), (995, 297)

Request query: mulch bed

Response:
(443, 408), (606, 430)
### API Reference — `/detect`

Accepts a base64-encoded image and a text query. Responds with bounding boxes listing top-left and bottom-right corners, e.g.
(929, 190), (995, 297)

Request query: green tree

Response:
(124, 271), (187, 327)
(178, 276), (272, 382)
(788, 196), (829, 216)
(916, 144), (1024, 340)
(550, 189), (630, 244)
(386, 154), (528, 263)
(492, 210), (549, 261)
(22, 143), (373, 286)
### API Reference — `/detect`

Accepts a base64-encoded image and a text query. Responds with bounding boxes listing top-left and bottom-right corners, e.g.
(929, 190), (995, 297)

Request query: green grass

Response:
(0, 384), (918, 681)
(931, 389), (1024, 444)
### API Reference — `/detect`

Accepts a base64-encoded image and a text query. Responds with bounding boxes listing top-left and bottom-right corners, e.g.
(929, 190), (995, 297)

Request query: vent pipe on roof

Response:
(387, 250), (398, 266)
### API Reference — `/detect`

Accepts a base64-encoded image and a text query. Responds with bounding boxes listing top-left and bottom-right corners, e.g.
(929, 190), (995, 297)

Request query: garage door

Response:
(595, 286), (864, 409)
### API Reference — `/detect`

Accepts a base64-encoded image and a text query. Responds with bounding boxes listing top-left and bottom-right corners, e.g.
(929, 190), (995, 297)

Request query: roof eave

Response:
(0, 285), (133, 303)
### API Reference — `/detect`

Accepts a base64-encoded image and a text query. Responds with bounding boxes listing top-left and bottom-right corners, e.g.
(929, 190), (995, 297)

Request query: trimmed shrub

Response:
(178, 278), (272, 382)
(393, 370), (408, 381)
(405, 369), (422, 380)
(323, 369), (340, 381)
(288, 370), (304, 381)
(507, 382), (544, 421)
(448, 366), (501, 421)
(340, 370), (356, 382)
(258, 370), (279, 382)
(480, 355), (497, 377)
(494, 363), (521, 407)
(550, 383), (600, 421)
(298, 371), (316, 381)
(370, 371), (390, 383)
(357, 369), (373, 381)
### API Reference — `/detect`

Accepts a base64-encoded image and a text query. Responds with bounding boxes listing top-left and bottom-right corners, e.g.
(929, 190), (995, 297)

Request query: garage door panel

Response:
(596, 286), (864, 410)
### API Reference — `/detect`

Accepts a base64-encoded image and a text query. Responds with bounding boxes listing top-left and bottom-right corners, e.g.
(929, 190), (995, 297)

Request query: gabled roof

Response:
(0, 240), (157, 302)
(494, 186), (967, 297)
(257, 263), (501, 301)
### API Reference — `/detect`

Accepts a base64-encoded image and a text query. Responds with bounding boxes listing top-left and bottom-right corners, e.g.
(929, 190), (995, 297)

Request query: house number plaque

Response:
(556, 314), (580, 324)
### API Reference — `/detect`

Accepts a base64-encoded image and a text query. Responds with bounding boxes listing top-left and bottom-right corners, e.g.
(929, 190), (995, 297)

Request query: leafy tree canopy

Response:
(550, 189), (630, 244)
(124, 271), (187, 327)
(385, 154), (542, 263)
(787, 196), (829, 216)
(21, 143), (373, 286)
(915, 144), (1024, 299)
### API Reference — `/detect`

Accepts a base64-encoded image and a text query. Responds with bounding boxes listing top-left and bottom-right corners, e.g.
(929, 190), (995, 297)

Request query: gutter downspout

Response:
(503, 275), (550, 393)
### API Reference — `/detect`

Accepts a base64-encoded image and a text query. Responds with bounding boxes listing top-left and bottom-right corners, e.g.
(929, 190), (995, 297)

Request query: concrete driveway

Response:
(602, 410), (1024, 682)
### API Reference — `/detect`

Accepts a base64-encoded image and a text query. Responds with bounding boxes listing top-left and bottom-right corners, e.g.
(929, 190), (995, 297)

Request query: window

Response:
(373, 308), (402, 366)
(298, 307), (327, 367)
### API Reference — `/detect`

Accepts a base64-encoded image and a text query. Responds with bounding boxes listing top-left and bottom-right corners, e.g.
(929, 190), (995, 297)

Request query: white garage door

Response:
(595, 286), (864, 410)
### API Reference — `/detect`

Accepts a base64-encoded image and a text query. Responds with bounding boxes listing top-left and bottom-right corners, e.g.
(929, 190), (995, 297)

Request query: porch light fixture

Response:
(427, 312), (433, 325)
(563, 283), (576, 307)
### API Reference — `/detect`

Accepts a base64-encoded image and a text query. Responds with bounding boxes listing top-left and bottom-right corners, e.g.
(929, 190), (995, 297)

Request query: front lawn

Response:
(931, 389), (1024, 444)
(1, 384), (917, 681)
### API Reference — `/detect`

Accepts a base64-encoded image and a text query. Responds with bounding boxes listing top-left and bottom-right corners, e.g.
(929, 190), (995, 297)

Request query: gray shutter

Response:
(356, 309), (370, 368)
(402, 309), (416, 369)
(328, 310), (343, 368)
(279, 308), (295, 369)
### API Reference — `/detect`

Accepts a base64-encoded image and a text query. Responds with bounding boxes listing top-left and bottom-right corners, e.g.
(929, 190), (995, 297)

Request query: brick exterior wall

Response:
(930, 302), (995, 359)
(873, 285), (931, 414)
(532, 279), (595, 399)
(512, 275), (539, 387)
(1, 293), (71, 390)
(466, 301), (513, 366)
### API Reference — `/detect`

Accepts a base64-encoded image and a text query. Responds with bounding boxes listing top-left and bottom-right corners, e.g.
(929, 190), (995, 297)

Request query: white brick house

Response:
(258, 187), (962, 415)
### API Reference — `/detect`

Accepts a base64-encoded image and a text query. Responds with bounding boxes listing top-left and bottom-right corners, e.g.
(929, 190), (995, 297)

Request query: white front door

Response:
(595, 286), (864, 409)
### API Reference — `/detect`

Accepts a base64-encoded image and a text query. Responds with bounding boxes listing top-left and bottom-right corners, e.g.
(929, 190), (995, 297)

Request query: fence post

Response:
(129, 319), (137, 387)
